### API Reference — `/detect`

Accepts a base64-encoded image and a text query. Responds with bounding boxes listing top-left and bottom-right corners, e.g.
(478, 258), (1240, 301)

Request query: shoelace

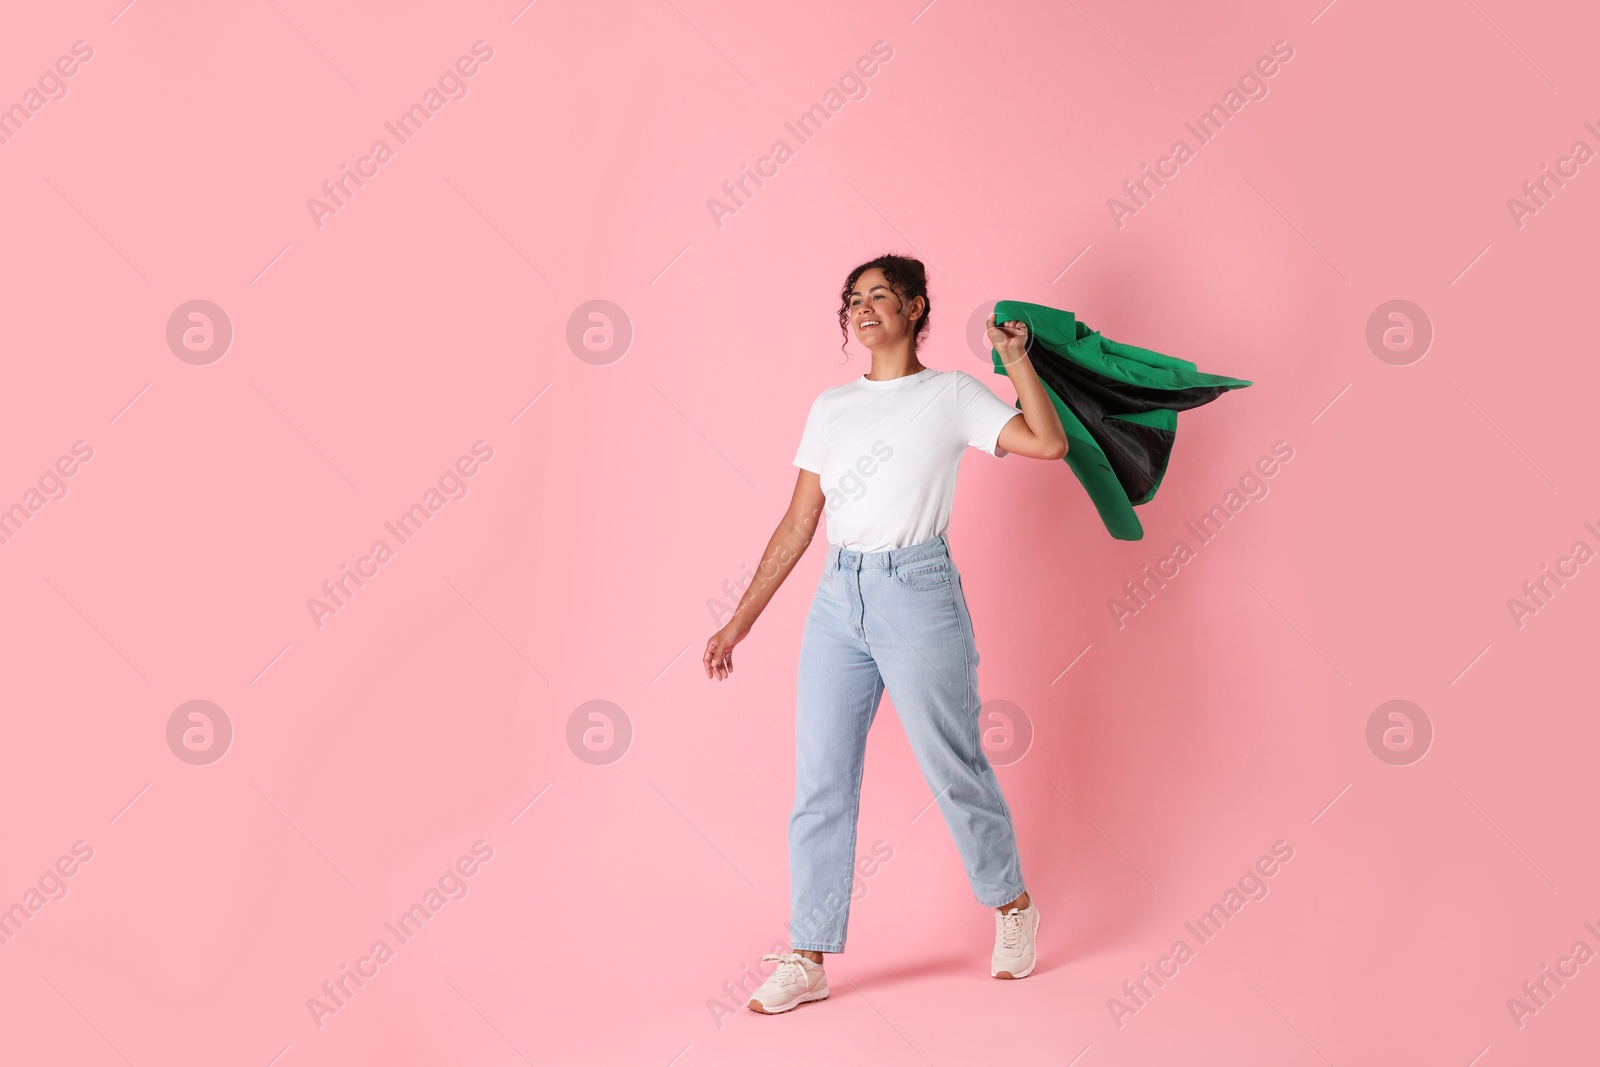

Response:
(761, 952), (814, 986)
(999, 909), (1027, 950)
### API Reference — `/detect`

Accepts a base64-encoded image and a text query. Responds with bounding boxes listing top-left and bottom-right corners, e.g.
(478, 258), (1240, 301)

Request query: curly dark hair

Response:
(837, 254), (930, 360)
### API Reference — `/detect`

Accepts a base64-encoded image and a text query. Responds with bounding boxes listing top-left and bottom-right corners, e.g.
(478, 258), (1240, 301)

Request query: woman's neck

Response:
(863, 351), (925, 381)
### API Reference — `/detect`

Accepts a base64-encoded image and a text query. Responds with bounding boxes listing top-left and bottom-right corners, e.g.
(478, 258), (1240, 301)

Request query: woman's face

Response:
(848, 267), (922, 350)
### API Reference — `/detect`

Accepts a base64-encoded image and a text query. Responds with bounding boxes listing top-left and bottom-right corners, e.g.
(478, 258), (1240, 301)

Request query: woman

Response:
(702, 254), (1068, 1014)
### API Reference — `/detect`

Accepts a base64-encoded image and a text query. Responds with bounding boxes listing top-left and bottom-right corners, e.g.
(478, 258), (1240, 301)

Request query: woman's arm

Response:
(991, 316), (1068, 461)
(704, 468), (826, 680)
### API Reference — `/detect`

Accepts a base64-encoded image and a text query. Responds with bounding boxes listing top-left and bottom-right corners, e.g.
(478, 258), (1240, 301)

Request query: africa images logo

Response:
(306, 441), (495, 629)
(306, 41), (495, 229)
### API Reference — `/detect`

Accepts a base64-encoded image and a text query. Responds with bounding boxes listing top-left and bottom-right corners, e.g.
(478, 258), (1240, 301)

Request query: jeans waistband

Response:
(827, 533), (951, 574)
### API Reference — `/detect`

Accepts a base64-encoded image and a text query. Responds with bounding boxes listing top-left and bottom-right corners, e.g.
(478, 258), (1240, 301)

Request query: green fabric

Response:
(989, 299), (1252, 541)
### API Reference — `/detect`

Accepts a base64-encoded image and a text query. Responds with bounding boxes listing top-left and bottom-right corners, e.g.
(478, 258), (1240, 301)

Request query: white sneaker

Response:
(991, 899), (1041, 978)
(747, 952), (829, 1014)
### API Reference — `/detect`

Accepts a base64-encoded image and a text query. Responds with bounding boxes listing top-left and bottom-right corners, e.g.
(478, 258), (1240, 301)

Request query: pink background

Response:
(3, 1), (1597, 1064)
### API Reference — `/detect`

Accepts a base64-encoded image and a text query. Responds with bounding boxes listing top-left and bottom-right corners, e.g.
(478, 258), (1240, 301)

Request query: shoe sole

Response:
(992, 909), (1041, 979)
(747, 987), (829, 1014)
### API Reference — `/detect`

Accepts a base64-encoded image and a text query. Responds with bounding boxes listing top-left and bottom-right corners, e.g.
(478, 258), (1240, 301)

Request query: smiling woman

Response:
(704, 253), (1069, 1011)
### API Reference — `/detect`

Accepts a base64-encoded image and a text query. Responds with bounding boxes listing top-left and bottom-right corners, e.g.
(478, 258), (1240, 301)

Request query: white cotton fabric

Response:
(792, 367), (1020, 552)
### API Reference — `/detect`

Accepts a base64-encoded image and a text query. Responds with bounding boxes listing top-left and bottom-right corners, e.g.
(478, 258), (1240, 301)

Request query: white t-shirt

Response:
(792, 366), (1021, 552)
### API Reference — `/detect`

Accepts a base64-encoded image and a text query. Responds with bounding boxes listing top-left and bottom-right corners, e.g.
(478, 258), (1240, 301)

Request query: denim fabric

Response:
(788, 532), (1027, 952)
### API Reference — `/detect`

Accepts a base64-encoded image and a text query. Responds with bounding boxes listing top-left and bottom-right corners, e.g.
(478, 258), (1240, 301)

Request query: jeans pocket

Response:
(895, 558), (951, 590)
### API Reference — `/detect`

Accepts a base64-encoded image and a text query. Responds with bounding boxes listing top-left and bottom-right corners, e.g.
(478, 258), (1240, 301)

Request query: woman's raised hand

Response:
(987, 313), (1030, 367)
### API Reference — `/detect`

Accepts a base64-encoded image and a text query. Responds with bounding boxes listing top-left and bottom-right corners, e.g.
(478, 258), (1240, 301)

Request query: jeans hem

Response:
(789, 940), (843, 953)
(976, 884), (1028, 909)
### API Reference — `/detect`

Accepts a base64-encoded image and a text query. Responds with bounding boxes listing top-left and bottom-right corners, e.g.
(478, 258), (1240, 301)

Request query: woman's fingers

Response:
(704, 637), (733, 679)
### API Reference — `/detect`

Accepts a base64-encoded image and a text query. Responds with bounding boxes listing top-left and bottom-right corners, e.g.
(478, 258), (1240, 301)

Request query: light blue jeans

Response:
(788, 532), (1027, 953)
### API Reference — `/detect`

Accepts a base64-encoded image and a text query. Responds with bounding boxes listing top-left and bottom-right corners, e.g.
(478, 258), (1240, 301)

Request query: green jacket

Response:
(989, 299), (1252, 541)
